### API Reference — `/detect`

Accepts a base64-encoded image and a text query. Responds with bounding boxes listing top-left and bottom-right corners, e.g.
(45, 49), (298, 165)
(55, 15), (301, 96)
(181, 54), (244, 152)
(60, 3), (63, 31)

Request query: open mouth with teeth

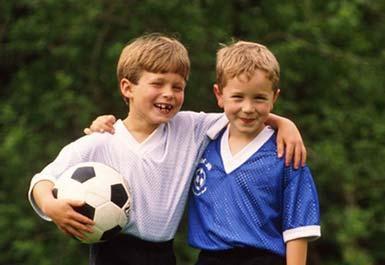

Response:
(154, 103), (173, 114)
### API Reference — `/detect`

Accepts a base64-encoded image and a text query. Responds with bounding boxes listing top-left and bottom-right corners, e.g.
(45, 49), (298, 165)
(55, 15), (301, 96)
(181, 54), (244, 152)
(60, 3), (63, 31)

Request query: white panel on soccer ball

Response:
(85, 192), (108, 208)
(96, 164), (123, 183)
(55, 162), (131, 244)
(94, 202), (122, 230)
(84, 178), (111, 202)
(56, 179), (85, 201)
(118, 209), (128, 228)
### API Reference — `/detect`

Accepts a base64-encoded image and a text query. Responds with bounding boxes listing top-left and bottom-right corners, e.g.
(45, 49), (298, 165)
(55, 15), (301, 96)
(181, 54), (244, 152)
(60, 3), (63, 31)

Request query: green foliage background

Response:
(1, 1), (384, 264)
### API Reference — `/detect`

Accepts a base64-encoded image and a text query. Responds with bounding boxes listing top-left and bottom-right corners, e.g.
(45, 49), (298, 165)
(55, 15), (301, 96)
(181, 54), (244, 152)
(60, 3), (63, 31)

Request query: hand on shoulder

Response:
(83, 115), (116, 135)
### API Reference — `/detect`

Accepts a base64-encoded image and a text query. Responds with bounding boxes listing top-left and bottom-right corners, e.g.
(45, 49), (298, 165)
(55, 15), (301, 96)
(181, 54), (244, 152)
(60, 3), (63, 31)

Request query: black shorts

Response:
(195, 247), (285, 265)
(89, 234), (176, 265)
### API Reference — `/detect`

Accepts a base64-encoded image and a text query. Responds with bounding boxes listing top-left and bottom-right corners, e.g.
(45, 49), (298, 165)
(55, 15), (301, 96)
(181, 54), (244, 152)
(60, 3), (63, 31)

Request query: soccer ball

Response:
(52, 162), (130, 244)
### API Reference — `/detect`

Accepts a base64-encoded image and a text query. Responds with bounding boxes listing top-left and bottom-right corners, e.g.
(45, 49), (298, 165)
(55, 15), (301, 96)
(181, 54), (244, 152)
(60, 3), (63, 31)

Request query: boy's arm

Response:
(32, 180), (94, 239)
(265, 113), (307, 169)
(84, 113), (307, 168)
(286, 239), (308, 265)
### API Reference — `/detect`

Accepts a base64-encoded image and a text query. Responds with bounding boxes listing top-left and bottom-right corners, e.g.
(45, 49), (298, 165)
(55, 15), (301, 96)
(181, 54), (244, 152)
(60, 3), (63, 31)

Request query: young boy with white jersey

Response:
(188, 41), (320, 265)
(28, 33), (307, 265)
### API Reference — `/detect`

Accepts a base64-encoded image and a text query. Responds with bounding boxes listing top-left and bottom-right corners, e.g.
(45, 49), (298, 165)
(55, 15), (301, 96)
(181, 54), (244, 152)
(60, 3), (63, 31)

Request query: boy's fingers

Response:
(285, 143), (294, 167)
(67, 200), (95, 225)
(89, 116), (115, 134)
(83, 128), (91, 135)
(66, 225), (85, 239)
(97, 115), (115, 123)
(69, 217), (94, 232)
(293, 145), (301, 169)
(67, 199), (85, 207)
(276, 137), (284, 158)
(301, 146), (307, 167)
(106, 123), (115, 134)
(100, 124), (114, 134)
(102, 115), (116, 132)
(73, 211), (95, 226)
(58, 226), (71, 236)
(106, 115), (116, 123)
(57, 222), (83, 239)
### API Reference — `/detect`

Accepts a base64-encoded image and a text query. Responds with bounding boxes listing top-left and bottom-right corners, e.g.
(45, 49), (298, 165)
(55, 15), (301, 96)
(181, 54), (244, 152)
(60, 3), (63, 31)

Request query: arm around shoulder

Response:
(266, 113), (307, 168)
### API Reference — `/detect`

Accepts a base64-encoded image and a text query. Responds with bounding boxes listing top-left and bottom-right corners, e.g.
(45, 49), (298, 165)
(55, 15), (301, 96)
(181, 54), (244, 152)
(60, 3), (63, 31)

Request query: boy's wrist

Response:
(266, 113), (289, 129)
(41, 196), (57, 216)
(278, 117), (294, 129)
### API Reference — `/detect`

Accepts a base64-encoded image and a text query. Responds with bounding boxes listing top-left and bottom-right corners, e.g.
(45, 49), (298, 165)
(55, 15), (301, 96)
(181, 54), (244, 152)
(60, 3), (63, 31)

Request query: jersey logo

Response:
(192, 158), (212, 196)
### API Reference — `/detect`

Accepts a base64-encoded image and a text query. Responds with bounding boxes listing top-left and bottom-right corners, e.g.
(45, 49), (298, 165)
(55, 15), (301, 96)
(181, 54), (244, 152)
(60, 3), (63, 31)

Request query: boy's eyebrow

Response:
(150, 77), (185, 86)
(149, 77), (165, 81)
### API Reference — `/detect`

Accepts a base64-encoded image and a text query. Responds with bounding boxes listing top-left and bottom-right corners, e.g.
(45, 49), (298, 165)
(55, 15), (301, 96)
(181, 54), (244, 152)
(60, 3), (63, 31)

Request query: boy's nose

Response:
(242, 101), (255, 113)
(162, 86), (174, 98)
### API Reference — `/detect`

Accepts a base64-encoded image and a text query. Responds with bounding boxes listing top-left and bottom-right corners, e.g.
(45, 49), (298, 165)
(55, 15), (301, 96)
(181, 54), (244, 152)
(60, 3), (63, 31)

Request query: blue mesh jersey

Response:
(188, 126), (320, 256)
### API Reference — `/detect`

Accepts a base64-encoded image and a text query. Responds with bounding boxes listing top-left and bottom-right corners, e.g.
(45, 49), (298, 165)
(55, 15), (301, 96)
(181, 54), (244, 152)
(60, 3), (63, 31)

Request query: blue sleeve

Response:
(282, 166), (321, 242)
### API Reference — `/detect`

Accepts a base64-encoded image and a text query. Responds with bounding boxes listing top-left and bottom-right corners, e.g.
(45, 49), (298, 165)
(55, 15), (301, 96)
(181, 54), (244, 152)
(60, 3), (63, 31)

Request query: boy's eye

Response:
(151, 82), (163, 87)
(255, 96), (267, 101)
(173, 86), (184, 91)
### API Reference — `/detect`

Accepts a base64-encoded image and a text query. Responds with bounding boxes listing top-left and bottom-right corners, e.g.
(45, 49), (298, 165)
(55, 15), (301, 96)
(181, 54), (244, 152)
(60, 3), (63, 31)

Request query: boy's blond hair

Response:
(216, 41), (280, 91)
(117, 33), (190, 84)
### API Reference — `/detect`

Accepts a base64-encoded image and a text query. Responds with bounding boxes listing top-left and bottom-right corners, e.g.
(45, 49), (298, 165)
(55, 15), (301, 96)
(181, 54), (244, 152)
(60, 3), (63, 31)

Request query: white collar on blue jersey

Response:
(220, 125), (275, 174)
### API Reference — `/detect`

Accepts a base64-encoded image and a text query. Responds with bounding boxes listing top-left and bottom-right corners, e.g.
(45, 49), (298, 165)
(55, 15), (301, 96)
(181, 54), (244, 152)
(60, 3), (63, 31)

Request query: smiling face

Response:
(121, 71), (185, 131)
(214, 69), (279, 140)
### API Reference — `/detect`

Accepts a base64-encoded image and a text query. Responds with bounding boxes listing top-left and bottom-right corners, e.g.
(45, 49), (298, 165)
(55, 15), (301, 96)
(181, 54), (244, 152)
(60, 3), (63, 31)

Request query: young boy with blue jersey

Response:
(36, 33), (306, 265)
(188, 41), (321, 265)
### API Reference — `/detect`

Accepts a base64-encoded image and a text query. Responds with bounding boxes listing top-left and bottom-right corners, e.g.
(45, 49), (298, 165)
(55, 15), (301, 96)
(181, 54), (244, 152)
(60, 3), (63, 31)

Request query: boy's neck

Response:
(227, 125), (265, 156)
(123, 116), (160, 143)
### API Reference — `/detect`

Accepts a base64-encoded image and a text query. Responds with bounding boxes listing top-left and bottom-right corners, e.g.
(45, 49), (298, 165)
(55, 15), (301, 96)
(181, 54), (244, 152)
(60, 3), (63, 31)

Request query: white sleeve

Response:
(176, 111), (228, 140)
(28, 135), (101, 220)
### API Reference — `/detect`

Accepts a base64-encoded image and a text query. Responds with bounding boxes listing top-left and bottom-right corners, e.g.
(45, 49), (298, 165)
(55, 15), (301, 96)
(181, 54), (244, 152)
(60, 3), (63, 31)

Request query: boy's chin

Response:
(153, 113), (178, 124)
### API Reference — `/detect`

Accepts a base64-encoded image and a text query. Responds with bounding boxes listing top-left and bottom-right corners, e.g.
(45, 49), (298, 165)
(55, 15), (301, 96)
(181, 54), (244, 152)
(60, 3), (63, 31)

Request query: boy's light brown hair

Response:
(216, 41), (280, 91)
(117, 33), (190, 84)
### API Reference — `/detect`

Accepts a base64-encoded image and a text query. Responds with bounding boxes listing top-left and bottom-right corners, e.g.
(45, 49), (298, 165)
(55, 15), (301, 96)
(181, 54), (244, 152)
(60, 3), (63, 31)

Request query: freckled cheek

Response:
(223, 102), (238, 111)
(224, 107), (241, 118)
(177, 93), (185, 104)
(257, 105), (272, 115)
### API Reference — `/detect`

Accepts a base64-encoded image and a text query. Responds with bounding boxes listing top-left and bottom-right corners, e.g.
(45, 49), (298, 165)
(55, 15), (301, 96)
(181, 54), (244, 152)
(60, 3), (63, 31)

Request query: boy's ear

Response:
(270, 89), (280, 111)
(213, 84), (224, 108)
(273, 89), (280, 104)
(120, 78), (134, 99)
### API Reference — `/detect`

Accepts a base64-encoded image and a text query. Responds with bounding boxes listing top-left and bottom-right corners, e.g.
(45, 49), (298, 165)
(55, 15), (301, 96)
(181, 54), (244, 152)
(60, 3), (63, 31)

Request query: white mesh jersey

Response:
(28, 111), (228, 242)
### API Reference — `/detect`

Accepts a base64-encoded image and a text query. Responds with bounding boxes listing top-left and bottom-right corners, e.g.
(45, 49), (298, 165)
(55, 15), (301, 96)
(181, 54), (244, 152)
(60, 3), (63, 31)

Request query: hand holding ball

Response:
(53, 162), (131, 244)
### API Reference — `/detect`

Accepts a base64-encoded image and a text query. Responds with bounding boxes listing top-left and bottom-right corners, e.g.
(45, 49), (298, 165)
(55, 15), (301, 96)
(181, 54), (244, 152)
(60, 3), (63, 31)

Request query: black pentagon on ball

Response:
(52, 188), (58, 199)
(101, 225), (122, 241)
(73, 203), (95, 220)
(110, 184), (128, 208)
(71, 166), (96, 183)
